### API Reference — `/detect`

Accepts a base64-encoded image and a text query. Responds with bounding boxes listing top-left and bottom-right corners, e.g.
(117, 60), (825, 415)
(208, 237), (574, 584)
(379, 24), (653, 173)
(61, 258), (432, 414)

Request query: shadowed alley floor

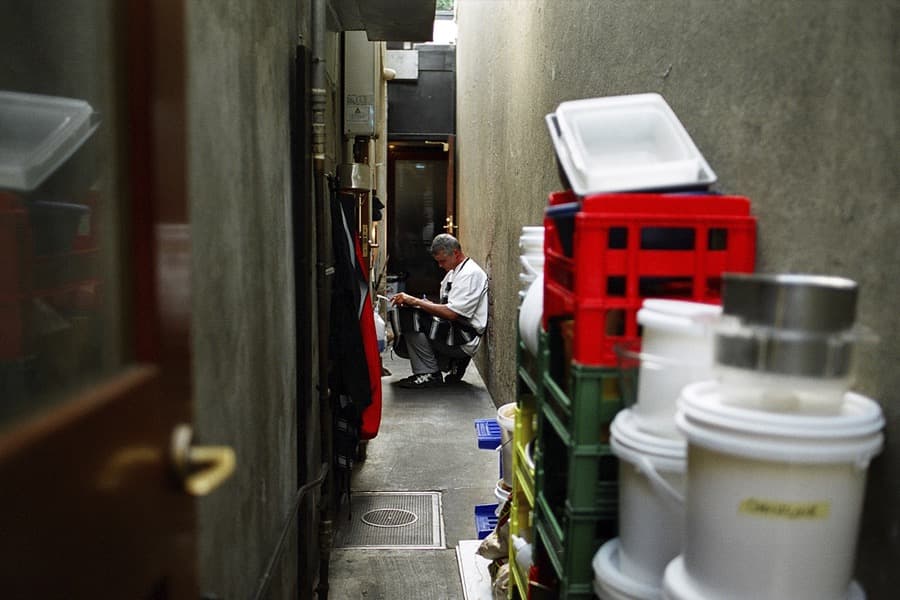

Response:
(327, 353), (500, 599)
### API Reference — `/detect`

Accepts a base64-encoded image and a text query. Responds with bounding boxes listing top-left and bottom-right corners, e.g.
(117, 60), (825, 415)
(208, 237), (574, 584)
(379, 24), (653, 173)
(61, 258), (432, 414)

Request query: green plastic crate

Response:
(533, 493), (617, 599)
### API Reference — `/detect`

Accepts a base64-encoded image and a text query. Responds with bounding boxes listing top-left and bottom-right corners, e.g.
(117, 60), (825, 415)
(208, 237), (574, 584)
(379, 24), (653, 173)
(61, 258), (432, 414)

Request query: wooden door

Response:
(0, 2), (217, 597)
(386, 139), (454, 298)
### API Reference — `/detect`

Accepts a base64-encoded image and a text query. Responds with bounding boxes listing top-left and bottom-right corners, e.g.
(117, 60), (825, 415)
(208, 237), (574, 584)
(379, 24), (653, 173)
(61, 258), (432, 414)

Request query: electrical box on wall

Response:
(344, 31), (376, 136)
(385, 50), (418, 80)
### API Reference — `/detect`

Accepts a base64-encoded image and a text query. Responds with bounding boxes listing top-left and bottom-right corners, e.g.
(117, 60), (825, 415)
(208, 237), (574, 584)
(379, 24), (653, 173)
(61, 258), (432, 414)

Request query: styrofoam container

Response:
(670, 381), (883, 600)
(546, 93), (716, 195)
(631, 300), (721, 438)
(594, 539), (662, 600)
(611, 410), (686, 587)
(0, 91), (98, 192)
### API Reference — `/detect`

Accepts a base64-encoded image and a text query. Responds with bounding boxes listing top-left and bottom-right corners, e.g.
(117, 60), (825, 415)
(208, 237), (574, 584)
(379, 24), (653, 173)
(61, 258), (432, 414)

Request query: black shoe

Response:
(444, 357), (470, 383)
(398, 371), (443, 389)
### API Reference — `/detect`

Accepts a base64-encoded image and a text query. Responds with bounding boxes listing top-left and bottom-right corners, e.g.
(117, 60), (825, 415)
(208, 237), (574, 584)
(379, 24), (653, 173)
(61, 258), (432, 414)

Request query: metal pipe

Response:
(251, 463), (329, 600)
(311, 0), (334, 598)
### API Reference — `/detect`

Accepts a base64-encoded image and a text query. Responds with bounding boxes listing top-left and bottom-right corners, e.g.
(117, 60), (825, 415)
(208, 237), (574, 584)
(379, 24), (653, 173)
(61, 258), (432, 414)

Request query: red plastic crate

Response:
(543, 190), (756, 366)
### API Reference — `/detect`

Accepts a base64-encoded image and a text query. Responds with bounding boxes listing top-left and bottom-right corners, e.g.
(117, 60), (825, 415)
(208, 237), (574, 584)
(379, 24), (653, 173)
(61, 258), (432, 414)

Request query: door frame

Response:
(0, 1), (195, 596)
(385, 135), (456, 296)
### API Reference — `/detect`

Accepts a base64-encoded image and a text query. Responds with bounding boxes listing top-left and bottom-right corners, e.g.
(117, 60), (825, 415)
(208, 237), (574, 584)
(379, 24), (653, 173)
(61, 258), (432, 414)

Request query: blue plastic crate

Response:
(475, 418), (502, 450)
(475, 503), (499, 539)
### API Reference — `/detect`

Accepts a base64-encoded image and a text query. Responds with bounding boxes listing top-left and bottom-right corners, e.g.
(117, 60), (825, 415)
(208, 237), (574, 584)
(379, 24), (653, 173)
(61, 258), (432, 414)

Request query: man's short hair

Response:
(431, 233), (461, 256)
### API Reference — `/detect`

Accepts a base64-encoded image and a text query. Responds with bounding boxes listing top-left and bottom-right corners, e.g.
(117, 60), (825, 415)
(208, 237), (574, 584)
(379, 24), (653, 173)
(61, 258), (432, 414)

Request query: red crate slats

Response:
(542, 190), (756, 366)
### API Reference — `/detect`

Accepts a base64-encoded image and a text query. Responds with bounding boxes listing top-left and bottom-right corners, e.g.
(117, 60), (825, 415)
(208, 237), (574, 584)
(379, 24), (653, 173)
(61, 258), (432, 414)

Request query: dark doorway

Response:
(387, 140), (455, 299)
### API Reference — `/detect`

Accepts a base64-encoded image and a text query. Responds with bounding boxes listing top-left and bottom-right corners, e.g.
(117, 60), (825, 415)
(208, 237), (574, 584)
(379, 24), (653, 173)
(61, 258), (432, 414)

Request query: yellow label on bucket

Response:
(738, 498), (831, 520)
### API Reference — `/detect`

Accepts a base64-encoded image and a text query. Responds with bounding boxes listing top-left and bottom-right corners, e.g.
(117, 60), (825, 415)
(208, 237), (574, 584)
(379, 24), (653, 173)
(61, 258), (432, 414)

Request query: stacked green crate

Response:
(509, 328), (546, 599)
(531, 321), (625, 599)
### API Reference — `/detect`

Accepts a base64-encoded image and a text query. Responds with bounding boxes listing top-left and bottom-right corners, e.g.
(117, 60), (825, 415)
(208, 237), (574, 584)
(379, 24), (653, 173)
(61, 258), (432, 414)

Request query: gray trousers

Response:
(405, 331), (470, 374)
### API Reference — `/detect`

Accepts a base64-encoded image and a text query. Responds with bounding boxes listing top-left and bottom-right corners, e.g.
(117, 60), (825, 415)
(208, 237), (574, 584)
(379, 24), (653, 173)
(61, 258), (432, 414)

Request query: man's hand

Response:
(390, 292), (458, 321)
(390, 292), (419, 308)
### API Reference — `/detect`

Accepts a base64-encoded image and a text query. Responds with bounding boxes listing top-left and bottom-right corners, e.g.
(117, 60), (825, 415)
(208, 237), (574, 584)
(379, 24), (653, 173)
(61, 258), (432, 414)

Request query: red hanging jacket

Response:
(354, 236), (382, 440)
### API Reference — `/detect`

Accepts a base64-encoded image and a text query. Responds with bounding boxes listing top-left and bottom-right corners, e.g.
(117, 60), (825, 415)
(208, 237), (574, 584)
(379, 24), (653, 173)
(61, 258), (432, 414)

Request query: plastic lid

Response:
(663, 555), (866, 600)
(593, 538), (661, 600)
(676, 381), (884, 465)
(611, 409), (686, 466)
(0, 91), (98, 192)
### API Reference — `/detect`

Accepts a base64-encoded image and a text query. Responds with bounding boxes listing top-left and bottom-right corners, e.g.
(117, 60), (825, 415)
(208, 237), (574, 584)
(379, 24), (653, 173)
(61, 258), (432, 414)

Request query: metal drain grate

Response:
(336, 491), (445, 549)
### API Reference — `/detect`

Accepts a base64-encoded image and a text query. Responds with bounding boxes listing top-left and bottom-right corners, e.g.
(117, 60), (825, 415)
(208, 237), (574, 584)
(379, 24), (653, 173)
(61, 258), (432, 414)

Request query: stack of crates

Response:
(474, 418), (502, 539)
(508, 326), (547, 598)
(530, 189), (756, 599)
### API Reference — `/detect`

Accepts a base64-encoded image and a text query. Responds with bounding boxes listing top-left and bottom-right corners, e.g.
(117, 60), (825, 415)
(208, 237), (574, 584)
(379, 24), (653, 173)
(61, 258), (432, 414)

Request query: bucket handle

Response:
(636, 455), (684, 505)
(495, 436), (514, 454)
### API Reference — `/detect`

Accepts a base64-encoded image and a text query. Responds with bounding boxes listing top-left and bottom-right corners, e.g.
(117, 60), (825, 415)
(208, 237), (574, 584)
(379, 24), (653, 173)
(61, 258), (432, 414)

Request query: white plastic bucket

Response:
(518, 275), (543, 356)
(669, 381), (883, 600)
(519, 226), (544, 252)
(632, 300), (720, 438)
(494, 479), (511, 516)
(611, 409), (686, 587)
(593, 539), (662, 600)
(497, 403), (517, 487)
(520, 254), (545, 275)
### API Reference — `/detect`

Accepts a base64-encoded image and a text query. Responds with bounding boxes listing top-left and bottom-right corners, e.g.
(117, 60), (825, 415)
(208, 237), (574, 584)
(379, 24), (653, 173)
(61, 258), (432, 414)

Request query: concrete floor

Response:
(327, 353), (501, 599)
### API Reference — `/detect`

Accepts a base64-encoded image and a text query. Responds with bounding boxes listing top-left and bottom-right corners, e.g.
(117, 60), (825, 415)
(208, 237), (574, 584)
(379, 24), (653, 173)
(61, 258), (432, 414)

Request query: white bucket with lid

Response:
(611, 409), (686, 587)
(518, 274), (543, 356)
(497, 403), (517, 487)
(667, 381), (883, 600)
(519, 226), (545, 259)
(494, 478), (511, 516)
(631, 300), (721, 438)
(593, 539), (662, 600)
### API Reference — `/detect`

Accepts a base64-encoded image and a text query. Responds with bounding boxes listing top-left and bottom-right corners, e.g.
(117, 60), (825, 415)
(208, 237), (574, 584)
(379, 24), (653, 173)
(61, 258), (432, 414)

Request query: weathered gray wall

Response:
(188, 1), (301, 597)
(457, 0), (899, 594)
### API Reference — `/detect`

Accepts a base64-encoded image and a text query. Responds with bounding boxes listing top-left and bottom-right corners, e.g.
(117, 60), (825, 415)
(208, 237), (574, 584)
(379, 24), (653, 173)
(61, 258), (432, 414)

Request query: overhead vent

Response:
(328, 0), (437, 42)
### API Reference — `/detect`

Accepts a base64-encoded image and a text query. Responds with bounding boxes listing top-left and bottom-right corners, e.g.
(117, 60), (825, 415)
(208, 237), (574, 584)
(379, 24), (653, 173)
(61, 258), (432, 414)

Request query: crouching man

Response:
(390, 234), (489, 388)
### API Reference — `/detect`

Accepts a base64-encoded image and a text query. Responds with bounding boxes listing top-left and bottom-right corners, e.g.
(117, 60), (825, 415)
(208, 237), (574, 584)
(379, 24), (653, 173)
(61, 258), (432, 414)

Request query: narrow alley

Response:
(0, 2), (896, 599)
(328, 353), (499, 598)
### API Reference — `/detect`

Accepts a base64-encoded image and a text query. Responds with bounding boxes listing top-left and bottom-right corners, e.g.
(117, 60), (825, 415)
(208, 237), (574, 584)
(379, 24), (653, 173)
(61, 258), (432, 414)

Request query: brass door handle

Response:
(444, 215), (458, 233)
(171, 424), (236, 496)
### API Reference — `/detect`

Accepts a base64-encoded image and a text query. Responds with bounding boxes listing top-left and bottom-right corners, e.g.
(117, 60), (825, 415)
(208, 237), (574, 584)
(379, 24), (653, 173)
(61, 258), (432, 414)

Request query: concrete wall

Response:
(457, 0), (899, 594)
(187, 1), (301, 596)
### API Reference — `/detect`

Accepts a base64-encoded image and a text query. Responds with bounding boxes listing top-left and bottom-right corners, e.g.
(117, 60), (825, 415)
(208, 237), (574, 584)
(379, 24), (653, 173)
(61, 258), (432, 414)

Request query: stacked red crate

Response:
(543, 189), (756, 367)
